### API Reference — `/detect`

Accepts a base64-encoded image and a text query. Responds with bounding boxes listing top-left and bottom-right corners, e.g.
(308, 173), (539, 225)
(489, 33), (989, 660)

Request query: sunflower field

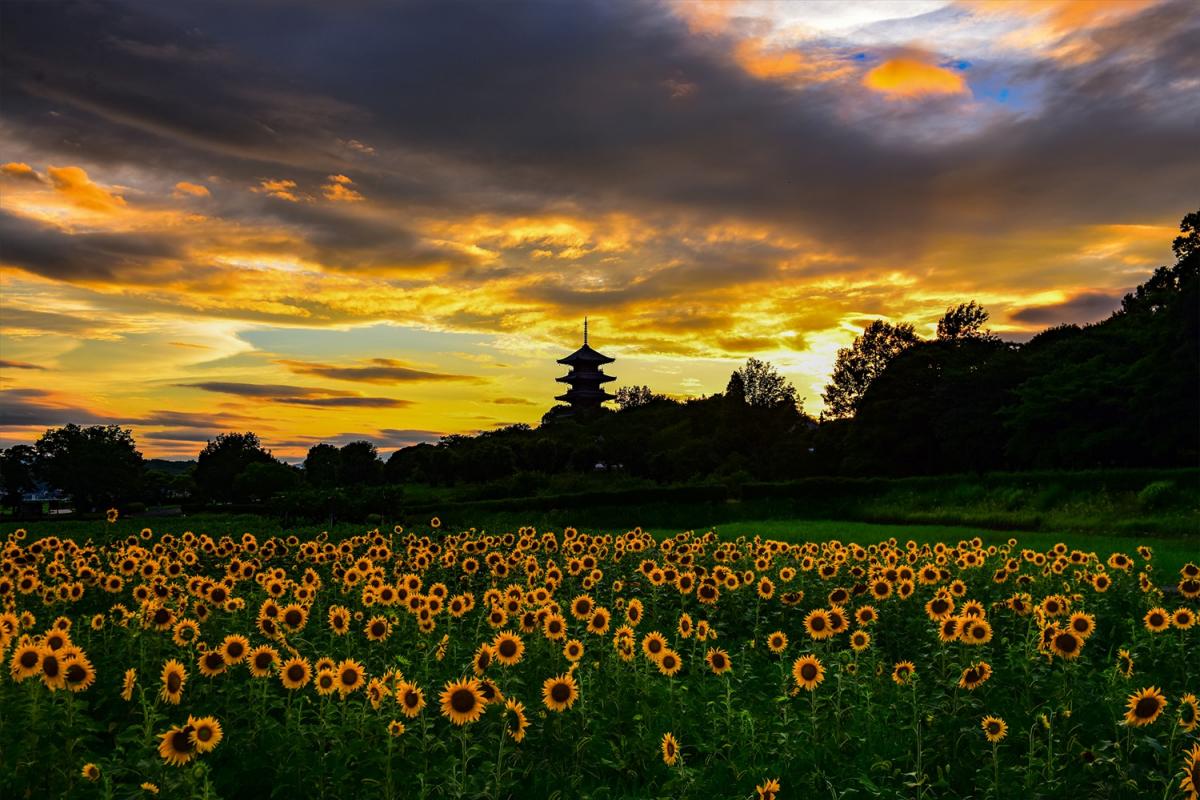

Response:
(1, 522), (1197, 799)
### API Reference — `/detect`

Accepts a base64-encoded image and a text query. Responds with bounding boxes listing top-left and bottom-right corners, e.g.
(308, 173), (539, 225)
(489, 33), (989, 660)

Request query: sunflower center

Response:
(19, 650), (38, 668)
(341, 669), (359, 686)
(172, 730), (194, 753)
(288, 665), (304, 681)
(499, 640), (517, 657)
(800, 664), (817, 681)
(1134, 697), (1160, 718)
(451, 688), (478, 712)
(550, 683), (571, 703)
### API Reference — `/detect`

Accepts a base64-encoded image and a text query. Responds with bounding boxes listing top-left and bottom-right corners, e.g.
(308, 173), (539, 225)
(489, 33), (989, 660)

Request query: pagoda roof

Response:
(556, 343), (615, 366)
(556, 371), (615, 384)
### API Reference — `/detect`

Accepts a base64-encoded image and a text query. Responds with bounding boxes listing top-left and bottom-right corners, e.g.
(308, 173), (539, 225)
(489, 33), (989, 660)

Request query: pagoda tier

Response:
(555, 318), (615, 412)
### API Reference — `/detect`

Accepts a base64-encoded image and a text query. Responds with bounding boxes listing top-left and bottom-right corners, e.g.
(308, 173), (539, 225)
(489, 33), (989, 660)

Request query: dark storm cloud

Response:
(0, 209), (183, 281)
(1, 0), (1197, 281)
(1010, 290), (1126, 326)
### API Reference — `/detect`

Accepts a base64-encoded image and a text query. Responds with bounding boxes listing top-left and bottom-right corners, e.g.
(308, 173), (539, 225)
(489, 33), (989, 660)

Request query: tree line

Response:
(2, 210), (1195, 513)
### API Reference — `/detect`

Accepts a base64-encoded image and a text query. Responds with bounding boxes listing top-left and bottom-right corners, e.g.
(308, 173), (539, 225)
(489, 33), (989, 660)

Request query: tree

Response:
(304, 443), (341, 487)
(728, 358), (798, 409)
(822, 320), (919, 419)
(615, 385), (658, 410)
(339, 441), (382, 486)
(0, 445), (37, 507)
(233, 461), (300, 502)
(194, 432), (273, 503)
(724, 371), (745, 404)
(936, 301), (995, 341)
(34, 424), (144, 511)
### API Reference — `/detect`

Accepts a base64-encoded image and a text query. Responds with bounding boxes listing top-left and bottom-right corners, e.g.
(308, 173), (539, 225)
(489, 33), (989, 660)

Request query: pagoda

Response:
(555, 318), (615, 412)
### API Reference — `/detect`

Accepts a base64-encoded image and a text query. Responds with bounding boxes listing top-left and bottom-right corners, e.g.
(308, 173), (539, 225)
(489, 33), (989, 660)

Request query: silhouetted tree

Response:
(194, 432), (273, 503)
(34, 424), (143, 511)
(728, 358), (798, 409)
(0, 445), (38, 507)
(822, 320), (919, 419)
(234, 461), (301, 502)
(304, 443), (341, 487)
(339, 441), (382, 486)
(615, 385), (658, 410)
(937, 301), (995, 341)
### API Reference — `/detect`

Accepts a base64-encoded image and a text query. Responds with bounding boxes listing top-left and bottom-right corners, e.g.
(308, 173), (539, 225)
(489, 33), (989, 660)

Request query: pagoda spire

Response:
(583, 316), (588, 346)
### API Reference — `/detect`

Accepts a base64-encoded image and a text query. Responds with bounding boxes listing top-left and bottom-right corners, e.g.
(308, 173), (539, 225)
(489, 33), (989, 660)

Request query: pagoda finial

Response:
(583, 316), (588, 346)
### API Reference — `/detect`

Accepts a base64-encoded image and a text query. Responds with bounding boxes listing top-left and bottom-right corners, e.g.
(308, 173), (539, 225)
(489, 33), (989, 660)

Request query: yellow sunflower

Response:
(705, 647), (732, 675)
(440, 677), (486, 725)
(791, 654), (825, 691)
(981, 715), (1008, 743)
(187, 715), (223, 753)
(541, 672), (579, 712)
(158, 724), (197, 766)
(1124, 686), (1167, 726)
(397, 681), (426, 717)
(159, 659), (187, 704)
(661, 732), (680, 766)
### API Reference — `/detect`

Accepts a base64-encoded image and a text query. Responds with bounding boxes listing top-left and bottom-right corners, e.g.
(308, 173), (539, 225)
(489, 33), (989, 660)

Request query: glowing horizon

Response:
(1, 0), (1196, 459)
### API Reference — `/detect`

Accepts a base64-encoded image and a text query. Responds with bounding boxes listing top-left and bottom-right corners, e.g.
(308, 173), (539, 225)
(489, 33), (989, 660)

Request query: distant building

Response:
(555, 318), (615, 413)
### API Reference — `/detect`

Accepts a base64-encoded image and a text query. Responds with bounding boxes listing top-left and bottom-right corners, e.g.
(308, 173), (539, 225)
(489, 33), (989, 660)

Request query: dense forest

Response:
(2, 211), (1196, 513)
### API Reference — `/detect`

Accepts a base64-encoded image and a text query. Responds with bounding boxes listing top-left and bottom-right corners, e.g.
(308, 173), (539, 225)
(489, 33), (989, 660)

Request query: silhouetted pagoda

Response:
(555, 318), (615, 413)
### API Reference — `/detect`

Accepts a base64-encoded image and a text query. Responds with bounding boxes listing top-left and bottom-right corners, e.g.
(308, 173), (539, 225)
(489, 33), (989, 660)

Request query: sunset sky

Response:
(1, 0), (1197, 460)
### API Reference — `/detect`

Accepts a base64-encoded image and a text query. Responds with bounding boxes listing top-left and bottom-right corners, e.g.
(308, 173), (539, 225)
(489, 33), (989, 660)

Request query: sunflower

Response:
(492, 631), (525, 666)
(198, 650), (227, 677)
(336, 659), (366, 695)
(661, 732), (680, 766)
(958, 662), (993, 690)
(1179, 693), (1199, 732)
(81, 763), (100, 781)
(1144, 607), (1170, 632)
(64, 656), (96, 692)
(160, 659), (187, 704)
(542, 672), (579, 712)
(642, 631), (668, 661)
(855, 605), (878, 626)
(767, 630), (788, 654)
(892, 660), (916, 686)
(756, 778), (781, 799)
(365, 615), (392, 641)
(473, 644), (495, 675)
(9, 642), (42, 681)
(588, 608), (611, 635)
(315, 669), (337, 696)
(248, 645), (279, 678)
(219, 634), (250, 665)
(981, 715), (1008, 743)
(961, 618), (993, 645)
(1117, 648), (1135, 678)
(1174, 607), (1196, 629)
(40, 649), (66, 691)
(440, 677), (486, 724)
(791, 654), (825, 691)
(504, 698), (529, 742)
(187, 715), (223, 753)
(1067, 612), (1096, 639)
(801, 609), (832, 640)
(1181, 743), (1200, 800)
(938, 617), (961, 643)
(563, 639), (585, 662)
(850, 630), (871, 652)
(122, 667), (137, 701)
(1124, 686), (1167, 726)
(657, 649), (682, 677)
(280, 657), (312, 690)
(280, 603), (308, 632)
(705, 647), (732, 675)
(388, 720), (406, 737)
(141, 782), (160, 794)
(1049, 629), (1083, 660)
(158, 724), (197, 766)
(328, 606), (351, 635)
(570, 594), (594, 620)
(397, 681), (426, 717)
(924, 595), (955, 620)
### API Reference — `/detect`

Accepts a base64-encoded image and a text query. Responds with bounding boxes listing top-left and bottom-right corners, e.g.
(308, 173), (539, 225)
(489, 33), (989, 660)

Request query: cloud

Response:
(492, 397), (537, 405)
(174, 181), (210, 197)
(862, 57), (969, 98)
(253, 179), (304, 202)
(0, 209), (184, 281)
(0, 360), (46, 370)
(1009, 290), (1126, 325)
(178, 381), (411, 408)
(278, 358), (478, 384)
(322, 174), (364, 202)
(1, 162), (43, 182)
(46, 165), (126, 211)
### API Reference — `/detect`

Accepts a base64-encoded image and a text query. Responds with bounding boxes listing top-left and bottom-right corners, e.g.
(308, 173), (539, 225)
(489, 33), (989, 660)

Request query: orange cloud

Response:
(1, 162), (42, 182)
(253, 178), (303, 202)
(46, 166), (127, 212)
(322, 174), (364, 203)
(174, 181), (210, 198)
(862, 58), (969, 98)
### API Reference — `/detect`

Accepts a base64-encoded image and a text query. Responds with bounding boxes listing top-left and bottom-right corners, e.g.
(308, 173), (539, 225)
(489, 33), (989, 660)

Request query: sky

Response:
(1, 0), (1198, 460)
